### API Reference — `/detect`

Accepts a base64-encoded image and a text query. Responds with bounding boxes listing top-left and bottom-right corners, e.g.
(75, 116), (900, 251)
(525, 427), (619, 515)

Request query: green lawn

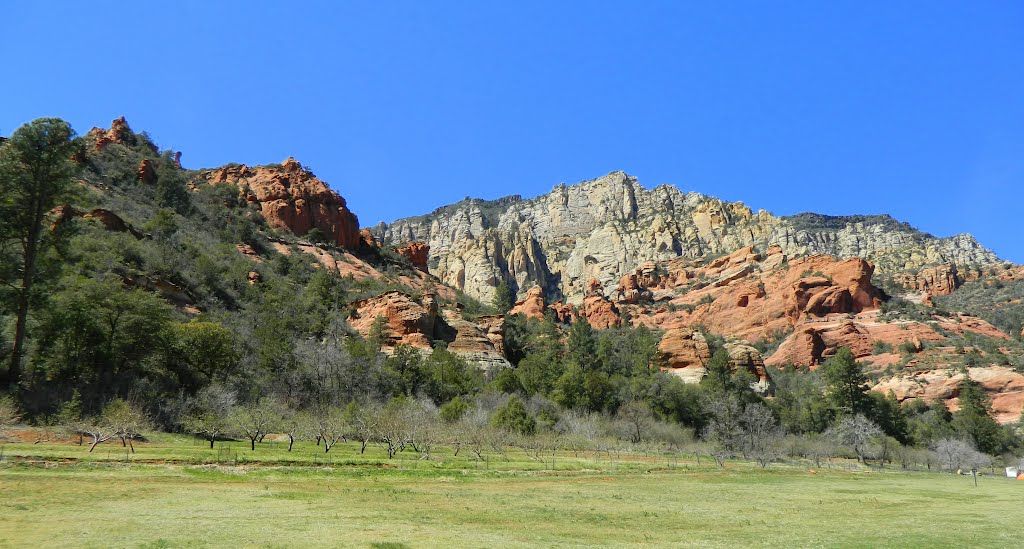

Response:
(0, 438), (1021, 548)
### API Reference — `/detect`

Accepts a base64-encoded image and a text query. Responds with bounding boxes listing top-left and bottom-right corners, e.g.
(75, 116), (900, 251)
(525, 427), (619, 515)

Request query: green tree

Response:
(154, 152), (191, 214)
(952, 376), (1003, 454)
(491, 395), (536, 435)
(565, 317), (597, 370)
(170, 320), (239, 389)
(425, 343), (483, 404)
(385, 344), (427, 397)
(822, 347), (871, 418)
(0, 118), (79, 386)
(493, 278), (515, 314)
(32, 276), (175, 409)
(439, 395), (469, 423)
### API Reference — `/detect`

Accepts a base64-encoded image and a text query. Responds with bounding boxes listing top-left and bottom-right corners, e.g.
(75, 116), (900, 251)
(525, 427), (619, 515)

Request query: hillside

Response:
(1, 117), (1021, 465)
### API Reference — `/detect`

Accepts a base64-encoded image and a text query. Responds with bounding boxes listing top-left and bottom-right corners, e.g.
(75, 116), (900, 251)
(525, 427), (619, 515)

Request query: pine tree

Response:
(823, 347), (871, 418)
(952, 375), (1003, 455)
(493, 278), (515, 314)
(0, 118), (79, 386)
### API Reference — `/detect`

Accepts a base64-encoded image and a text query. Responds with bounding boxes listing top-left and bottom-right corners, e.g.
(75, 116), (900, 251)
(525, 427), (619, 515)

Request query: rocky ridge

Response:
(373, 171), (999, 304)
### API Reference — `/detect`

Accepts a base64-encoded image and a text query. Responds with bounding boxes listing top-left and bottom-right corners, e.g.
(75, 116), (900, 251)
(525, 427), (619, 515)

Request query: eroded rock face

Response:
(509, 287), (547, 320)
(373, 171), (1000, 304)
(396, 241), (429, 272)
(725, 342), (774, 397)
(580, 294), (620, 330)
(348, 291), (509, 370)
(86, 116), (133, 151)
(785, 258), (881, 321)
(659, 327), (711, 380)
(52, 205), (148, 240)
(198, 158), (361, 249)
(137, 159), (156, 185)
(359, 229), (379, 250)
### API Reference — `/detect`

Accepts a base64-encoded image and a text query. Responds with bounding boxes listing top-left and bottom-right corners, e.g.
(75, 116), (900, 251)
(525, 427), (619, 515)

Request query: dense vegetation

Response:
(1, 118), (1021, 473)
(935, 278), (1024, 337)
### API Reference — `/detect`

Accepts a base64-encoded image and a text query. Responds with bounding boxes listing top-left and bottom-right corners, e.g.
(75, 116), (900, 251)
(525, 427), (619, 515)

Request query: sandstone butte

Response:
(75, 122), (1024, 424)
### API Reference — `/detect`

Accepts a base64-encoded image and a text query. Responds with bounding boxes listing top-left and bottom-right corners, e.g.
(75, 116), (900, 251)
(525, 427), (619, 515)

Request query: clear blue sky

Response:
(3, 2), (1022, 262)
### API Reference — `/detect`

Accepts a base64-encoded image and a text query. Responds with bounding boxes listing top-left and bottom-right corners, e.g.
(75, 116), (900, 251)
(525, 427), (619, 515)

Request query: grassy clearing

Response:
(1, 438), (1022, 547)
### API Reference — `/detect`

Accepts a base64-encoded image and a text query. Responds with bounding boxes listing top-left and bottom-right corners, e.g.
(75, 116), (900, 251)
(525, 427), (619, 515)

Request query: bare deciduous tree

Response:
(310, 406), (348, 453)
(617, 400), (655, 444)
(827, 414), (882, 464)
(232, 399), (278, 451)
(740, 403), (783, 468)
(933, 438), (987, 472)
(184, 385), (236, 449)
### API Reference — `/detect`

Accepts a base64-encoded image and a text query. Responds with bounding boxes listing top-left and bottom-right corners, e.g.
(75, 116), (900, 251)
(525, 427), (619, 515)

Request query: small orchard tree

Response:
(310, 406), (348, 453)
(232, 399), (278, 451)
(933, 438), (987, 473)
(617, 400), (654, 444)
(102, 398), (151, 453)
(278, 406), (306, 452)
(80, 416), (115, 453)
(344, 401), (377, 454)
(828, 414), (882, 463)
(185, 385), (236, 448)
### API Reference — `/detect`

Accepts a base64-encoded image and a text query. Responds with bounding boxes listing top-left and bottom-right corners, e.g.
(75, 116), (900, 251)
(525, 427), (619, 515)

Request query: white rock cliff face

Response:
(373, 172), (999, 303)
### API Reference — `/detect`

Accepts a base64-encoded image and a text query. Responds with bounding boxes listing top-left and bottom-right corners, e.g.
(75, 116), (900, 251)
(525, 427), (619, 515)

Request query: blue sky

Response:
(3, 2), (1022, 262)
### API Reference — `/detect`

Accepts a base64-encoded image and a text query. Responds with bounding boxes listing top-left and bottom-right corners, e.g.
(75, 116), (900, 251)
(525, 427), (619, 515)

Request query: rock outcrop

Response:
(373, 171), (1000, 304)
(348, 291), (509, 370)
(137, 159), (156, 185)
(873, 366), (1024, 424)
(725, 342), (774, 396)
(396, 241), (429, 272)
(86, 116), (133, 151)
(508, 287), (547, 320)
(199, 158), (362, 249)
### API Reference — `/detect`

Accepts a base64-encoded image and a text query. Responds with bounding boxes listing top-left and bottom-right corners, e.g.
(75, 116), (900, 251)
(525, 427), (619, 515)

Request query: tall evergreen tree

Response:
(822, 347), (871, 417)
(493, 278), (515, 314)
(952, 375), (1003, 454)
(565, 316), (597, 370)
(0, 118), (79, 387)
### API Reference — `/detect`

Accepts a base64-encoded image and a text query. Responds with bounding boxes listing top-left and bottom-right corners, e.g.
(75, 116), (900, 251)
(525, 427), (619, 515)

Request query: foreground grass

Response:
(1, 447), (1021, 548)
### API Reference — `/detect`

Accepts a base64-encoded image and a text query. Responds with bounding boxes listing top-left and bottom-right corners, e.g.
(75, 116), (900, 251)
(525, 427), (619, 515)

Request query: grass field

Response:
(1, 437), (1022, 548)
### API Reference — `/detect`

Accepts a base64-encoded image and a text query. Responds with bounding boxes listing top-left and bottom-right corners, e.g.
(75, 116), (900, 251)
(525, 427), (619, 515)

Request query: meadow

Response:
(1, 436), (1021, 548)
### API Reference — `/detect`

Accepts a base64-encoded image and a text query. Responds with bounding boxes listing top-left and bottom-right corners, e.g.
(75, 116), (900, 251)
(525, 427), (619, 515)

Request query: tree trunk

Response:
(209, 437), (215, 449)
(89, 436), (100, 453)
(9, 299), (29, 386)
(288, 435), (294, 452)
(128, 438), (135, 453)
(251, 438), (256, 451)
